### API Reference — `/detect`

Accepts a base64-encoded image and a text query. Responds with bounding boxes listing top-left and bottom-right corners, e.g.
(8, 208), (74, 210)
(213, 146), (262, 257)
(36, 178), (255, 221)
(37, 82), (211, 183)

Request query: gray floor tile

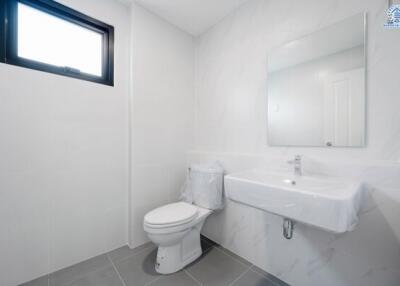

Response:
(147, 271), (200, 286)
(66, 266), (123, 286)
(231, 270), (276, 286)
(49, 254), (111, 286)
(108, 242), (154, 263)
(21, 237), (291, 286)
(214, 247), (252, 267)
(250, 266), (290, 286)
(19, 276), (49, 286)
(186, 247), (249, 286)
(200, 236), (251, 266)
(114, 246), (160, 286)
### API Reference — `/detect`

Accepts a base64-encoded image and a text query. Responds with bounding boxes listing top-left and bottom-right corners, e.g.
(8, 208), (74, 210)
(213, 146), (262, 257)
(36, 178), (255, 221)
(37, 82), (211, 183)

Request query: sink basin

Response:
(225, 169), (365, 233)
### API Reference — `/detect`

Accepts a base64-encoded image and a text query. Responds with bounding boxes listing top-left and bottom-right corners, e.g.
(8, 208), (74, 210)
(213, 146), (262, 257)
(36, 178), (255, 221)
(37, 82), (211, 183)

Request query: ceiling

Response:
(124, 0), (250, 36)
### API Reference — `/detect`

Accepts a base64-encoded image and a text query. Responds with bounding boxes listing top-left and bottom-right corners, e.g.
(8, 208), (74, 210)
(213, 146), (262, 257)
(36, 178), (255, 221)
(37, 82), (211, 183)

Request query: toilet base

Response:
(154, 224), (203, 274)
(144, 205), (213, 274)
(155, 245), (202, 274)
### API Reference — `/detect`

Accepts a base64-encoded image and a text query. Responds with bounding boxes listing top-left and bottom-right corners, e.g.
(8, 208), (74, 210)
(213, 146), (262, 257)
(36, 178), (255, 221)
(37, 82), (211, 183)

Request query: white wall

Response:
(0, 0), (194, 283)
(191, 0), (400, 285)
(0, 0), (130, 285)
(2, 0), (399, 285)
(129, 3), (194, 247)
(194, 0), (400, 161)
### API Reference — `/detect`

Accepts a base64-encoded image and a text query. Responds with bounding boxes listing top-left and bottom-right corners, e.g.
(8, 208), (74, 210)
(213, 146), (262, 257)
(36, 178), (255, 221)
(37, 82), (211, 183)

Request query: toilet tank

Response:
(184, 163), (224, 210)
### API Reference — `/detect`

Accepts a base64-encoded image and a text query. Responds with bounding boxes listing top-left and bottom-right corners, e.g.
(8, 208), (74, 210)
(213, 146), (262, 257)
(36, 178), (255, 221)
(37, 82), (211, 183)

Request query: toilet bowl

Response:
(144, 202), (212, 274)
(143, 163), (224, 274)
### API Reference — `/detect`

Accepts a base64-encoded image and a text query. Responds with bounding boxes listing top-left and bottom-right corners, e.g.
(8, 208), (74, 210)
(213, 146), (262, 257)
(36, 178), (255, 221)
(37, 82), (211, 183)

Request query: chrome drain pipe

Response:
(283, 218), (295, 239)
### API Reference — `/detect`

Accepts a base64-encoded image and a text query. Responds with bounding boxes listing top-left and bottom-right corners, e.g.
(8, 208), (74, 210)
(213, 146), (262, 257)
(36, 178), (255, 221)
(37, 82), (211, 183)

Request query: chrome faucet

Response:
(287, 155), (302, 176)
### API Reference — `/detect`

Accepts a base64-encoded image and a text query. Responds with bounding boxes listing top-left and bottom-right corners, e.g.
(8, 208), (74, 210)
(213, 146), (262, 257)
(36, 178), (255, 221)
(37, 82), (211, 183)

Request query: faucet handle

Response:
(288, 155), (302, 164)
(288, 155), (303, 176)
(294, 155), (302, 161)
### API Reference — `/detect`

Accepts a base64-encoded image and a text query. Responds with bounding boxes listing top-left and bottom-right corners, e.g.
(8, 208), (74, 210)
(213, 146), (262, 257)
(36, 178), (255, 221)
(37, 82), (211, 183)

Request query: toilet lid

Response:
(144, 202), (198, 226)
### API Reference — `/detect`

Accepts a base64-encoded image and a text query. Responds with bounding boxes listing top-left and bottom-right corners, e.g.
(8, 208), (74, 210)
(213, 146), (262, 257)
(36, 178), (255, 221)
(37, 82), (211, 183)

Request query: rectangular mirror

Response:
(267, 13), (366, 147)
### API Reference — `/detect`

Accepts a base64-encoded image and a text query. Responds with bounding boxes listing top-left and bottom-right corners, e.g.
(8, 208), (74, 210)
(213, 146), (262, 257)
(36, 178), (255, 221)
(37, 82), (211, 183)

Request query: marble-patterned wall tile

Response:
(191, 0), (400, 285)
(189, 151), (400, 286)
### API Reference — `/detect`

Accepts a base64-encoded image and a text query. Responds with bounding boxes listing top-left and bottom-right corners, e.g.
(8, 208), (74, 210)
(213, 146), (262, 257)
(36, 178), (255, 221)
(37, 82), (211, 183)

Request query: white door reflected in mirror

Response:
(267, 13), (366, 147)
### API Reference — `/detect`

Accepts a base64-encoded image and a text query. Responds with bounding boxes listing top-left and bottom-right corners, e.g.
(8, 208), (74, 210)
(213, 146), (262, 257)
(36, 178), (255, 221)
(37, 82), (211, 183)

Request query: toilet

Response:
(143, 163), (224, 274)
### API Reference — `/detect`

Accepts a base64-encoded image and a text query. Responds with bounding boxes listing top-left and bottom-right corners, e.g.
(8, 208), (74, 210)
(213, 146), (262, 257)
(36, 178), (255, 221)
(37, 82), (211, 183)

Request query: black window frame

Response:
(0, 0), (114, 86)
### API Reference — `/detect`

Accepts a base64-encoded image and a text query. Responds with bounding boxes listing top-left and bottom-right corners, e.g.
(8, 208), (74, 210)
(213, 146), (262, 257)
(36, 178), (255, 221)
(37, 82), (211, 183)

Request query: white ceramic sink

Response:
(225, 169), (365, 233)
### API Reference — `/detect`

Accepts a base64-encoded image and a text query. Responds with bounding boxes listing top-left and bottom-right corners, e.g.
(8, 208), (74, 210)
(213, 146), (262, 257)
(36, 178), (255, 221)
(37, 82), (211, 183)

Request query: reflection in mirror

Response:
(267, 14), (366, 147)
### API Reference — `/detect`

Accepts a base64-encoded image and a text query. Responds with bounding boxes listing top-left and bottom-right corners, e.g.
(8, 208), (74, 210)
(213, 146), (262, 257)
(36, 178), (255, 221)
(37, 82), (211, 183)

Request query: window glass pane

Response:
(18, 3), (103, 77)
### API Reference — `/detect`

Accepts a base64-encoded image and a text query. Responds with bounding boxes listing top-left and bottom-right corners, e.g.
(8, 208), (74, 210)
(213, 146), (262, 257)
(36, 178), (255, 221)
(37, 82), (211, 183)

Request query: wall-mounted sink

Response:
(225, 169), (365, 233)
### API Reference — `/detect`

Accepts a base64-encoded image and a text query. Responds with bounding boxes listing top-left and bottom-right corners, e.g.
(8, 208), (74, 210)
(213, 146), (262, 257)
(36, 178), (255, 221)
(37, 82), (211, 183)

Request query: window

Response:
(0, 0), (114, 86)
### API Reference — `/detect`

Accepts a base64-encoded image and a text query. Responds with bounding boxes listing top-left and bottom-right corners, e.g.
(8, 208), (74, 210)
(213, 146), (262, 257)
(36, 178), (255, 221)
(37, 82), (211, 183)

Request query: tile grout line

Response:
(248, 265), (287, 286)
(106, 254), (127, 286)
(184, 245), (214, 284)
(228, 268), (251, 286)
(111, 241), (208, 286)
(112, 243), (155, 264)
(188, 242), (252, 286)
(202, 239), (288, 286)
(184, 269), (203, 286)
(212, 245), (252, 268)
(184, 243), (215, 283)
(110, 249), (161, 286)
(143, 276), (162, 286)
(47, 245), (153, 286)
(116, 245), (164, 286)
(54, 257), (113, 286)
(204, 239), (287, 286)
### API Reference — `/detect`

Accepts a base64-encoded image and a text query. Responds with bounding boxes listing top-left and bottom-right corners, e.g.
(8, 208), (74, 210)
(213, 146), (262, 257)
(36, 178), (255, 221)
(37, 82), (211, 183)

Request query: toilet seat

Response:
(144, 202), (198, 229)
(143, 163), (223, 274)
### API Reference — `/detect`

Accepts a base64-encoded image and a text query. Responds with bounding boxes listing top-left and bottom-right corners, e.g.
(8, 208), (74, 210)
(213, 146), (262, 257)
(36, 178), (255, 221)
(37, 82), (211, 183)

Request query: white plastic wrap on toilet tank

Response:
(181, 162), (225, 210)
